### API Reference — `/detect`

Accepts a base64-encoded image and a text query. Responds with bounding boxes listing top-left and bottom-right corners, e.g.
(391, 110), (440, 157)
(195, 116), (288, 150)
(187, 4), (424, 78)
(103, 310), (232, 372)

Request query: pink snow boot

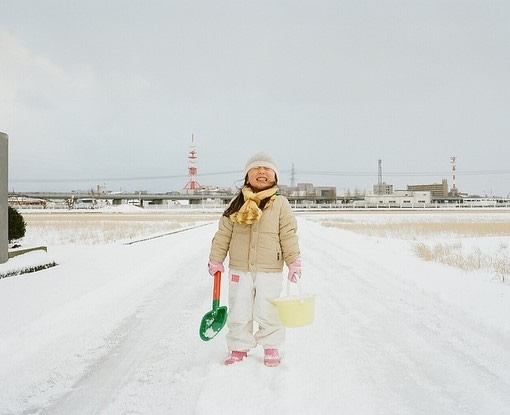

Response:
(224, 351), (248, 365)
(264, 348), (281, 367)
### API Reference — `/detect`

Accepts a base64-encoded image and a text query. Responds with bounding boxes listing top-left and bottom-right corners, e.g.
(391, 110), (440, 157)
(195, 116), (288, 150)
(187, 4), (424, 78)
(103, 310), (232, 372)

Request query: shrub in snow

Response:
(8, 206), (26, 242)
(0, 261), (57, 279)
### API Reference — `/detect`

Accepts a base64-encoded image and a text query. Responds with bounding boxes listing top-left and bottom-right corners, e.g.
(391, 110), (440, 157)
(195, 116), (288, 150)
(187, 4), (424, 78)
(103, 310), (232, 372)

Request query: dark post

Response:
(1, 132), (8, 263)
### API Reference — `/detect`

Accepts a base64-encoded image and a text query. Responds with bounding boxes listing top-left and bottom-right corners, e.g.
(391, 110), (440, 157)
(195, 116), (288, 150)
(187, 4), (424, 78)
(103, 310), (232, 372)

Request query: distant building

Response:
(365, 190), (432, 206)
(373, 183), (393, 195)
(8, 196), (47, 209)
(280, 183), (336, 200)
(407, 179), (448, 197)
(181, 185), (232, 195)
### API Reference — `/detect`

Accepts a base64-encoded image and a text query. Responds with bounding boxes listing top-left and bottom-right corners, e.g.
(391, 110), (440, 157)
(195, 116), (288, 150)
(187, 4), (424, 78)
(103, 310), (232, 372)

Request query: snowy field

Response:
(1, 209), (510, 414)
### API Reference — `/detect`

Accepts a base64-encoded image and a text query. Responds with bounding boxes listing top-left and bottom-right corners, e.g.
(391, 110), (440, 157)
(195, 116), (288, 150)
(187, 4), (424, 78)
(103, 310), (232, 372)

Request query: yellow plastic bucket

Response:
(272, 281), (315, 328)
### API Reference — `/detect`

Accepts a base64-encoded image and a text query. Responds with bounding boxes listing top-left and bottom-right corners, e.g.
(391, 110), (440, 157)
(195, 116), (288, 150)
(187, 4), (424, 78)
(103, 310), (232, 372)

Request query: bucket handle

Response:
(286, 278), (305, 304)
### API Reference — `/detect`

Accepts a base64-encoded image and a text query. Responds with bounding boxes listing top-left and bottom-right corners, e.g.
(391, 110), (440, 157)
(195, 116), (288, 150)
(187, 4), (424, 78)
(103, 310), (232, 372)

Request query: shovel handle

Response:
(212, 271), (221, 311)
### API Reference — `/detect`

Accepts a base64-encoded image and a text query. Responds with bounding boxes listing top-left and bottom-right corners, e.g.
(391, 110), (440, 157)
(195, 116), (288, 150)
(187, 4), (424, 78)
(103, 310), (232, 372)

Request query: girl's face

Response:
(247, 166), (276, 191)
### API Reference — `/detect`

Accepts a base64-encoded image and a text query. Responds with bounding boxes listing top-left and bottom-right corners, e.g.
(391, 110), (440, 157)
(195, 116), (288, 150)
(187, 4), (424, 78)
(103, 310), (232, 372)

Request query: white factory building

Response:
(365, 190), (432, 207)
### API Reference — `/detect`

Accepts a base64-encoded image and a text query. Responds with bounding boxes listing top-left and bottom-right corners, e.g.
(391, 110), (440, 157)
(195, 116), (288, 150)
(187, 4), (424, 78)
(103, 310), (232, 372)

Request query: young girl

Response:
(208, 152), (301, 367)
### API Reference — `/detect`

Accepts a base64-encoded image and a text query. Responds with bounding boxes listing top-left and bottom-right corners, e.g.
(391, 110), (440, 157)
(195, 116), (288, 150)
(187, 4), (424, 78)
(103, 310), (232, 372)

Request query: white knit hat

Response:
(244, 152), (279, 179)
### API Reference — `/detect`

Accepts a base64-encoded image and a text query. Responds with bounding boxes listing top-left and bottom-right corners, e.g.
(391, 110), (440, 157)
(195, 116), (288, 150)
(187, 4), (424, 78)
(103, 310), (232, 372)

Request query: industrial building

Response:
(373, 159), (394, 195)
(365, 190), (432, 206)
(373, 183), (394, 195)
(367, 158), (467, 206)
(407, 179), (449, 197)
(280, 183), (337, 200)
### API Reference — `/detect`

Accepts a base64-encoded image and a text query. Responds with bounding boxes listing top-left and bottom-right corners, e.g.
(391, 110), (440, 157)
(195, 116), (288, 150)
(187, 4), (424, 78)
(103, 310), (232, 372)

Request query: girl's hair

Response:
(223, 175), (278, 218)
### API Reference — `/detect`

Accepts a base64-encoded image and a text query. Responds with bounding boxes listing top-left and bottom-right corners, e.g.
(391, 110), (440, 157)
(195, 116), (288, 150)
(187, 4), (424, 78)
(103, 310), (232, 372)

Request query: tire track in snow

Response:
(298, 219), (510, 414)
(38, 225), (220, 415)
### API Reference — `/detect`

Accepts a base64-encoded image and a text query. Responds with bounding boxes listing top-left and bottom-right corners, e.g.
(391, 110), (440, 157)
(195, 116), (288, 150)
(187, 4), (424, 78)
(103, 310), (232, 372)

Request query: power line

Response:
(9, 170), (243, 183)
(296, 170), (510, 177)
(9, 169), (510, 184)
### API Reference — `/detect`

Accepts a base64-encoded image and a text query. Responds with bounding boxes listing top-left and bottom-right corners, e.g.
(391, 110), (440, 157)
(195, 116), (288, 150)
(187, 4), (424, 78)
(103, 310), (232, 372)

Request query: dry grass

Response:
(318, 214), (510, 282)
(413, 241), (510, 283)
(320, 221), (510, 239)
(22, 213), (220, 245)
(23, 213), (220, 223)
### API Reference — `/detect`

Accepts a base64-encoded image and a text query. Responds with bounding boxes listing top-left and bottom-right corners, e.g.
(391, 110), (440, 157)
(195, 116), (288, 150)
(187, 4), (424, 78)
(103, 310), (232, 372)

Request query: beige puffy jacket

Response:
(209, 195), (300, 272)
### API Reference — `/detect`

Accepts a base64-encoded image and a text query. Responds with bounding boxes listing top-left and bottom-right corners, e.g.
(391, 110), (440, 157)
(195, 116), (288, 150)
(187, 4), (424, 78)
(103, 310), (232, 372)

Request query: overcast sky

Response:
(1, 0), (509, 196)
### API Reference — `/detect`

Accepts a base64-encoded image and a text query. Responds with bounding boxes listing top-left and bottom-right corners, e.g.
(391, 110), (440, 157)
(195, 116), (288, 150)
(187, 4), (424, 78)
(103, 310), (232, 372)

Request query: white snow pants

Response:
(226, 269), (285, 352)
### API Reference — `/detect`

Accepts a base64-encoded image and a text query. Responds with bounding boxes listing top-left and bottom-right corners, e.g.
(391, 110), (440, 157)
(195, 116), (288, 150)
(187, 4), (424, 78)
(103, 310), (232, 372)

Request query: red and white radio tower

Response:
(450, 156), (457, 195)
(184, 134), (200, 191)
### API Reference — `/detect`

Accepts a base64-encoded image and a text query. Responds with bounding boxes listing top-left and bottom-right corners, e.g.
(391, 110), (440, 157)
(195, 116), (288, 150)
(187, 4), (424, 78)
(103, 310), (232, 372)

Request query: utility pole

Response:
(1, 132), (8, 263)
(375, 159), (383, 195)
(378, 159), (383, 186)
(450, 156), (457, 195)
(290, 162), (296, 187)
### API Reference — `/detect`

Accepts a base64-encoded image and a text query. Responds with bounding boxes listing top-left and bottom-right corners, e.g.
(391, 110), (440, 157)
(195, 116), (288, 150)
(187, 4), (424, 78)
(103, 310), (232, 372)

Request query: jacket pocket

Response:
(257, 233), (283, 269)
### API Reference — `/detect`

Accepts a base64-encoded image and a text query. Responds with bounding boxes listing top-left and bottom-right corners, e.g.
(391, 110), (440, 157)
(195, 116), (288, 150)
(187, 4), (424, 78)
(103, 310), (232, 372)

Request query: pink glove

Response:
(287, 258), (302, 283)
(208, 259), (224, 276)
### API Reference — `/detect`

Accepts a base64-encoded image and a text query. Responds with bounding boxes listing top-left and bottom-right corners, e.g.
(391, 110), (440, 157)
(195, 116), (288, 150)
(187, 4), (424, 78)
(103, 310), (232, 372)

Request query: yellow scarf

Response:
(230, 186), (278, 224)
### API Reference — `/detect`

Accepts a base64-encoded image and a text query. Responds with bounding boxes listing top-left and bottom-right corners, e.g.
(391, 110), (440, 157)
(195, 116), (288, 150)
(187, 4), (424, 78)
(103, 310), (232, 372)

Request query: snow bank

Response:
(0, 250), (56, 279)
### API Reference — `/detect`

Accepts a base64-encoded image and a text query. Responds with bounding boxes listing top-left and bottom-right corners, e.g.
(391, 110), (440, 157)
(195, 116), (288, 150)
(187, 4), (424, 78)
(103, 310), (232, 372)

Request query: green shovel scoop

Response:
(199, 271), (228, 341)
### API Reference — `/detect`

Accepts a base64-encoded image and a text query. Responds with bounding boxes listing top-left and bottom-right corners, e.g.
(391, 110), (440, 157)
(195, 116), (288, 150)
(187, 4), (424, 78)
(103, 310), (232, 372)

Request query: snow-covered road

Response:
(1, 217), (509, 415)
